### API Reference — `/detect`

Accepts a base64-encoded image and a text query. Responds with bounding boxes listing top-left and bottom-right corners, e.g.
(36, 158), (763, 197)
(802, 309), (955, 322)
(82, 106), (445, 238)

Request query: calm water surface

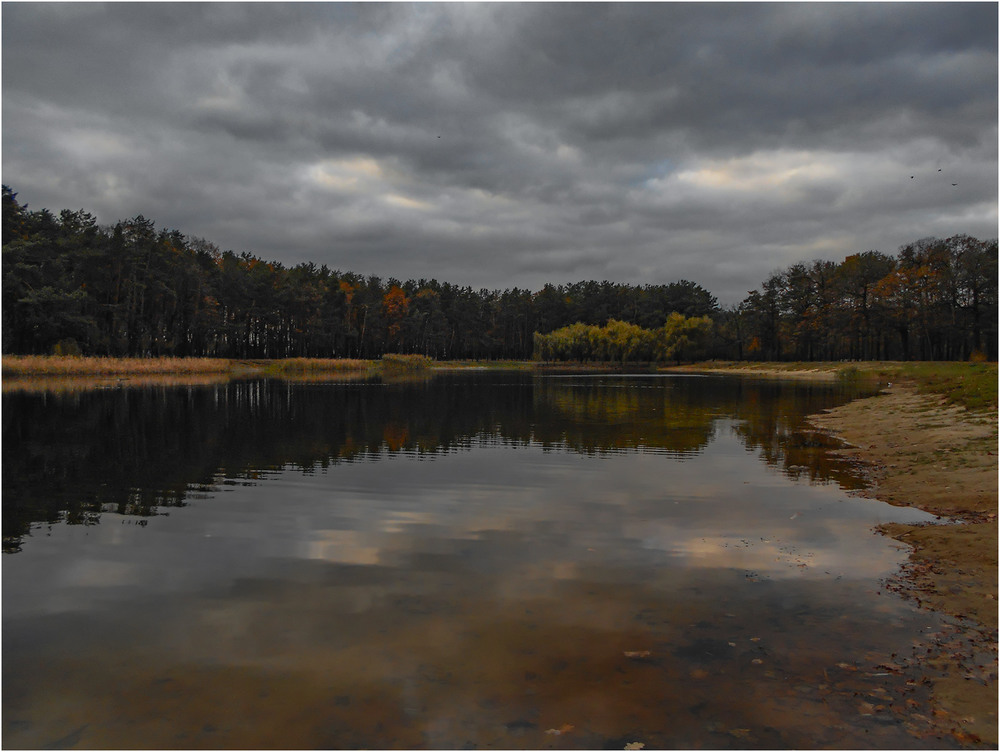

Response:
(3, 373), (955, 749)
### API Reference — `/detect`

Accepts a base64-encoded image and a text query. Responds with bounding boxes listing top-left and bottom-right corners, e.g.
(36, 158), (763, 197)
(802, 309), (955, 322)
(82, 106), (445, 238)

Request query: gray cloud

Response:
(3, 2), (996, 303)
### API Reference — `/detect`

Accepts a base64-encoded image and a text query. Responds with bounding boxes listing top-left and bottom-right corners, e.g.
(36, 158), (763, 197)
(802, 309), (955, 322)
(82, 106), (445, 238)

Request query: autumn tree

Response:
(382, 283), (410, 352)
(655, 313), (713, 364)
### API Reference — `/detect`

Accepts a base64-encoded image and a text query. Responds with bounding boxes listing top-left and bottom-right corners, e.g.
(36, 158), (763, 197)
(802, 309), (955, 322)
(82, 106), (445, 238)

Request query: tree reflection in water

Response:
(3, 372), (958, 749)
(3, 373), (870, 552)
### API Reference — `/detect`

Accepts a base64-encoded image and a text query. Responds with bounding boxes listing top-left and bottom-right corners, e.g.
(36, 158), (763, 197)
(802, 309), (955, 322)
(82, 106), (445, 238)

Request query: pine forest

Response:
(3, 186), (996, 363)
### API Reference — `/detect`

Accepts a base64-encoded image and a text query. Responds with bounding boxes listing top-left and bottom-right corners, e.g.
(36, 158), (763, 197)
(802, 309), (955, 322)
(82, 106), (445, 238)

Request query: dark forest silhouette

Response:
(3, 186), (996, 361)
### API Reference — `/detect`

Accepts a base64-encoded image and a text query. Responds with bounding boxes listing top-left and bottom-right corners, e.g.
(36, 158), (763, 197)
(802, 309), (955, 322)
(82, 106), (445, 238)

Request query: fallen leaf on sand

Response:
(953, 731), (982, 745)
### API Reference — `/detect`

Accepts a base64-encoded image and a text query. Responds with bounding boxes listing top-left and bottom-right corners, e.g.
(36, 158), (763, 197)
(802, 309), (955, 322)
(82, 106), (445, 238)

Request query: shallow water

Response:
(3, 373), (958, 748)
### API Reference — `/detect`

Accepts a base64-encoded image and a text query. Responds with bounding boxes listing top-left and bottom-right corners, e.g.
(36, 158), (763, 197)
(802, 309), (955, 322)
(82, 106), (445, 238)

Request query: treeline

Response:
(1, 187), (717, 360)
(533, 315), (713, 364)
(2, 186), (996, 361)
(726, 240), (998, 362)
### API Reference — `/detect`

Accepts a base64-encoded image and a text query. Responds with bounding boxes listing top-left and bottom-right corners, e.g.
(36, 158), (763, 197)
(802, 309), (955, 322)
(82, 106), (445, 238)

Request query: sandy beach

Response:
(808, 383), (997, 746)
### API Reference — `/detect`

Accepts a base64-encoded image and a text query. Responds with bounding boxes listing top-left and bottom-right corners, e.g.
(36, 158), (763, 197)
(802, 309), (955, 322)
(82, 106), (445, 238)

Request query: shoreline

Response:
(807, 384), (998, 746)
(666, 361), (998, 745)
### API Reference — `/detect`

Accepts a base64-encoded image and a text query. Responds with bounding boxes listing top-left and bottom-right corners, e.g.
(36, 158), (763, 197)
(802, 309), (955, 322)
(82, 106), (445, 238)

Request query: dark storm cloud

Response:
(3, 2), (996, 303)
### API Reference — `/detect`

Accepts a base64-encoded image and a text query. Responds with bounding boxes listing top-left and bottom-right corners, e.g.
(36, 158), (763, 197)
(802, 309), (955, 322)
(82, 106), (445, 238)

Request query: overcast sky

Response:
(3, 3), (997, 304)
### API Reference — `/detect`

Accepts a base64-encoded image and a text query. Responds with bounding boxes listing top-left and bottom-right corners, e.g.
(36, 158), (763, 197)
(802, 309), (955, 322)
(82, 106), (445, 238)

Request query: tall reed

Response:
(2, 355), (232, 376)
(261, 358), (374, 375)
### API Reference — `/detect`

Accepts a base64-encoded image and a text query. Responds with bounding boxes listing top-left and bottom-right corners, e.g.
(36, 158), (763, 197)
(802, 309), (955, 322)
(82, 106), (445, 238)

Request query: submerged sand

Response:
(808, 384), (997, 746)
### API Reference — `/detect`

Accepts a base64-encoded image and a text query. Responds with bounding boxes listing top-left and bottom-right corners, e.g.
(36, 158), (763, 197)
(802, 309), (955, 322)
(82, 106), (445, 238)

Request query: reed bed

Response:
(379, 353), (435, 371)
(2, 355), (233, 376)
(261, 358), (374, 375)
(2, 355), (433, 379)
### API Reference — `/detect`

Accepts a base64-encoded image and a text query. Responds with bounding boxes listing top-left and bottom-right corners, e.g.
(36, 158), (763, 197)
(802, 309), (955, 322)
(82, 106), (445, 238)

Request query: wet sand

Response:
(807, 384), (997, 746)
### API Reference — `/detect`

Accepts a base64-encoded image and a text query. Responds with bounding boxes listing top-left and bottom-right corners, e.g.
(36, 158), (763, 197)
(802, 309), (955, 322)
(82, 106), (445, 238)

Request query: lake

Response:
(2, 371), (957, 749)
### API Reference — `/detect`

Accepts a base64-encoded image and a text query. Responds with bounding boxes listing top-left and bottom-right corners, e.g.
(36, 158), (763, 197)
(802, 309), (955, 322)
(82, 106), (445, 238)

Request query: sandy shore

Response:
(661, 363), (843, 381)
(667, 362), (997, 744)
(808, 384), (997, 746)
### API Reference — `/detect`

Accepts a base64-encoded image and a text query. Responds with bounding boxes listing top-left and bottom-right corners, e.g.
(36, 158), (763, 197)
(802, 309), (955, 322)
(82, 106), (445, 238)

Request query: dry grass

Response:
(862, 361), (998, 413)
(2, 355), (232, 376)
(2, 354), (429, 380)
(379, 353), (435, 371)
(261, 358), (374, 375)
